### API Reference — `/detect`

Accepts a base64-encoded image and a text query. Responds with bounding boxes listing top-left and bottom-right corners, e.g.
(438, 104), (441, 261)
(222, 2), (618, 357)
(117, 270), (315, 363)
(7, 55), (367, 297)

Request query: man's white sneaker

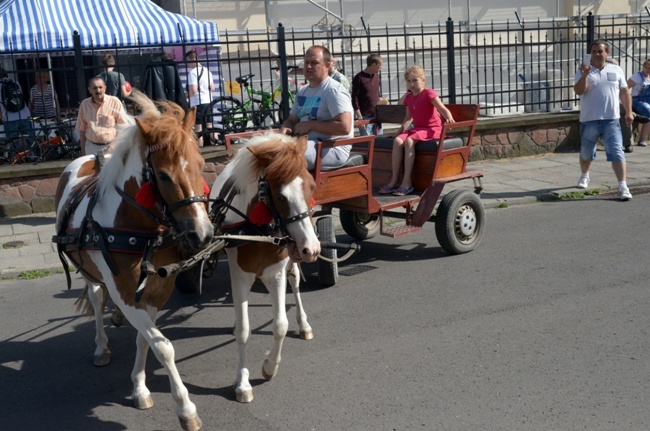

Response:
(577, 173), (590, 189)
(619, 186), (632, 201)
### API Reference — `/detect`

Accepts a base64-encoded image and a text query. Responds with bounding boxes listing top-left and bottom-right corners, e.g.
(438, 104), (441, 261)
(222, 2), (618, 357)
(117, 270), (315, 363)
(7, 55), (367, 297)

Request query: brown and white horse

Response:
(209, 132), (320, 403)
(54, 92), (213, 431)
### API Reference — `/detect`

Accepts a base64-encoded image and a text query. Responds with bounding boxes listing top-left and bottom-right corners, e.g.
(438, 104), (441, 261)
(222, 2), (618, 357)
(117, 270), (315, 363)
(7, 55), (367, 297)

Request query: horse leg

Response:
(260, 264), (289, 381)
(229, 260), (256, 403)
(131, 331), (154, 410)
(287, 262), (313, 340)
(119, 304), (202, 430)
(86, 281), (111, 367)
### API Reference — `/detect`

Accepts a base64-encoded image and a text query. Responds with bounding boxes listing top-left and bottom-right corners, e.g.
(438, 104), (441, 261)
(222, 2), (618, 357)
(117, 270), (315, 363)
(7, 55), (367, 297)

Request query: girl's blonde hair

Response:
(404, 65), (426, 82)
(643, 58), (650, 68)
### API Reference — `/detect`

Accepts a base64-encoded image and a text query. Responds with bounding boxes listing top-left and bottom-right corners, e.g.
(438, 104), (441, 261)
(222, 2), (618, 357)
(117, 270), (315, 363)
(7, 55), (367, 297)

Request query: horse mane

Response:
(97, 90), (196, 197)
(229, 132), (308, 191)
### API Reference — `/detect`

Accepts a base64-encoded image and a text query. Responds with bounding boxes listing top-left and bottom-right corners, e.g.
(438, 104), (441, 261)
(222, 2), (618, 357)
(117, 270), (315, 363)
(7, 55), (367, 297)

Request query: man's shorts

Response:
(194, 103), (211, 125)
(580, 119), (625, 163)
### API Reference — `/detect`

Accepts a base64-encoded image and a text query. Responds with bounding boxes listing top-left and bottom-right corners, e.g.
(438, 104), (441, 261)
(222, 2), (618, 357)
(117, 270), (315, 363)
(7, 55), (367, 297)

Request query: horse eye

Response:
(157, 171), (172, 182)
(277, 195), (287, 203)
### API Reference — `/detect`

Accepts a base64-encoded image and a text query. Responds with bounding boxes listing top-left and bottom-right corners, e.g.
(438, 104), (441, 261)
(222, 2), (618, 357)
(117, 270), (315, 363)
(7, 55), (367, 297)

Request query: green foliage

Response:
(558, 188), (601, 200)
(18, 269), (51, 280)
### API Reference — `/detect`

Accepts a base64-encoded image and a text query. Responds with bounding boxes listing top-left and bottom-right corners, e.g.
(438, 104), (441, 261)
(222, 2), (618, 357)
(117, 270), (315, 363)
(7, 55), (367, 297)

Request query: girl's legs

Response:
(386, 137), (405, 187)
(399, 137), (416, 189)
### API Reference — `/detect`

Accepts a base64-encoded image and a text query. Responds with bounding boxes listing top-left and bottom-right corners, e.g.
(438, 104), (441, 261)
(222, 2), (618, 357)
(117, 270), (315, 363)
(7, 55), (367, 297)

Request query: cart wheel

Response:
(435, 189), (485, 254)
(316, 216), (338, 287)
(339, 209), (380, 240)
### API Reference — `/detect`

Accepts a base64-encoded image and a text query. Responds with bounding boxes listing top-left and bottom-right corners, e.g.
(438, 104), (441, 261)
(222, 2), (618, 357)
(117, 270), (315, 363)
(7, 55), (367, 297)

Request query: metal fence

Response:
(218, 12), (650, 120)
(2, 11), (650, 147)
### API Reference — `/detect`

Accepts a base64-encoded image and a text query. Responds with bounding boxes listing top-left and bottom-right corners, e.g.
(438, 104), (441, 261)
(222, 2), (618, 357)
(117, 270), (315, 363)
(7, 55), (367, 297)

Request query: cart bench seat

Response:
(363, 135), (465, 152)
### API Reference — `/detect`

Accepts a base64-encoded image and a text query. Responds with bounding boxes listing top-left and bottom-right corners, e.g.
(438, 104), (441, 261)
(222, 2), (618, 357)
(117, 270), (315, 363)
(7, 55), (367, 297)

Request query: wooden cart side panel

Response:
(313, 170), (370, 203)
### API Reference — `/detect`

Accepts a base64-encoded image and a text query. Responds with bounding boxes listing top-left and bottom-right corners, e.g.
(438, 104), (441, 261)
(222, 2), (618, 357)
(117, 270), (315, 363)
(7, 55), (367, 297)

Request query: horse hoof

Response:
(179, 415), (203, 431)
(235, 388), (253, 403)
(133, 395), (154, 410)
(299, 329), (313, 340)
(262, 360), (278, 380)
(93, 351), (111, 367)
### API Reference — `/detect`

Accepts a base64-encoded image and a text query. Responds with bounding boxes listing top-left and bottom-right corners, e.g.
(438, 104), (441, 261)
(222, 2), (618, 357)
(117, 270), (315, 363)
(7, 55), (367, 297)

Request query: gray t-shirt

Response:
(291, 77), (354, 143)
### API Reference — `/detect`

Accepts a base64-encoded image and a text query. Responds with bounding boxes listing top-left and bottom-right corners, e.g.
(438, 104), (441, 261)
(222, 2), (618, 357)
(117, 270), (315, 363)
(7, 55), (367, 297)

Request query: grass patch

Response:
(497, 202), (509, 208)
(558, 188), (601, 200)
(18, 269), (51, 280)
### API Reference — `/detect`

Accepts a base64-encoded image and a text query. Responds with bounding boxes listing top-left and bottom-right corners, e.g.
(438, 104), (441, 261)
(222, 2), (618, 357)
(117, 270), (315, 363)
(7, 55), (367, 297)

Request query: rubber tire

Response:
(339, 209), (380, 240)
(251, 100), (281, 129)
(204, 96), (246, 145)
(435, 189), (486, 254)
(316, 216), (338, 287)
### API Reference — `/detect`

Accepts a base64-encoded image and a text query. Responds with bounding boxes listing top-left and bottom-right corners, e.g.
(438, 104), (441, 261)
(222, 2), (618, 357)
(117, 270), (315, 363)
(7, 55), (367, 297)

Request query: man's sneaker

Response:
(624, 146), (633, 153)
(620, 186), (632, 201)
(577, 173), (590, 189)
(638, 141), (648, 147)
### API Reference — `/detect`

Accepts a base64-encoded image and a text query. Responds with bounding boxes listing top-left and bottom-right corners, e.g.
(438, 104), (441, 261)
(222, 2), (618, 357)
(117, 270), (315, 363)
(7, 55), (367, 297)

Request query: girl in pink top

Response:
(380, 65), (454, 196)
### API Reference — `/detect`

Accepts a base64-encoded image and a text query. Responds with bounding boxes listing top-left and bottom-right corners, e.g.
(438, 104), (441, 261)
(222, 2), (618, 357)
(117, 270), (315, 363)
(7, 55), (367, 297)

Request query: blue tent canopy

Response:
(0, 0), (220, 52)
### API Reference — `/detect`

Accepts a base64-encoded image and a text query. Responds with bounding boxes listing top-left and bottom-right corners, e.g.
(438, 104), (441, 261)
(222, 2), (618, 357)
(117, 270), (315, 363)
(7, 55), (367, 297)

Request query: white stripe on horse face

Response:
(281, 177), (308, 215)
(181, 156), (189, 172)
(282, 176), (319, 247)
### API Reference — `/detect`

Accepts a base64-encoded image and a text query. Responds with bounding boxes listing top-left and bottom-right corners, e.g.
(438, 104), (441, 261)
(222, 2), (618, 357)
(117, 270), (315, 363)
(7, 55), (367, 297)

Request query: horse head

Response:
(246, 133), (321, 263)
(127, 91), (214, 251)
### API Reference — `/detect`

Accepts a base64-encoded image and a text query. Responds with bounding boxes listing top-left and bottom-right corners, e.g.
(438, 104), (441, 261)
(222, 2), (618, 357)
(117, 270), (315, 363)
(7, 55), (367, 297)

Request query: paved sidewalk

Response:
(2, 149), (650, 278)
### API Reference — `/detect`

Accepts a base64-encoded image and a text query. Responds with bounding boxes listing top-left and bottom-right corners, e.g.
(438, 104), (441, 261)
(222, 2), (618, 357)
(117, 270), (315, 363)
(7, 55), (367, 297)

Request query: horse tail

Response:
(73, 283), (108, 317)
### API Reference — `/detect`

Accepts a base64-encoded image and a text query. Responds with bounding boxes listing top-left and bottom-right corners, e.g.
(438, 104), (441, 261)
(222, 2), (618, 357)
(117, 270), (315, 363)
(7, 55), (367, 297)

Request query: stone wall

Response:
(0, 162), (221, 217)
(469, 113), (580, 161)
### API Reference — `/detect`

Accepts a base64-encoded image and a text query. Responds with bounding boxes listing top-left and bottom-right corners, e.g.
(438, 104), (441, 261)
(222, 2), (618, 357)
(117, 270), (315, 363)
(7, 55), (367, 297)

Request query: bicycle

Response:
(36, 118), (81, 162)
(201, 66), (299, 145)
(0, 118), (80, 165)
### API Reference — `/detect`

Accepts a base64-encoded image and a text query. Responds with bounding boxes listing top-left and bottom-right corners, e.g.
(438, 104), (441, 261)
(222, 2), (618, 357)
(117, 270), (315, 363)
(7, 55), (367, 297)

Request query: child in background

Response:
(379, 65), (455, 196)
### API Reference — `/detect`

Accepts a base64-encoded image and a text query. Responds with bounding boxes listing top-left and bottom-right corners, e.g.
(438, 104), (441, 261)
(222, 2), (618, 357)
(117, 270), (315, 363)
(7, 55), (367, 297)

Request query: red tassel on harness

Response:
(135, 182), (156, 208)
(250, 201), (273, 225)
(203, 179), (210, 197)
(310, 197), (316, 208)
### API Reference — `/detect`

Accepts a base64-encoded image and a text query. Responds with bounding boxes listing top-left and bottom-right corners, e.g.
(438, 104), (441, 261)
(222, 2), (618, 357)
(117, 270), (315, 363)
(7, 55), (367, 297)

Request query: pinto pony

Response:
(209, 132), (320, 403)
(53, 91), (213, 431)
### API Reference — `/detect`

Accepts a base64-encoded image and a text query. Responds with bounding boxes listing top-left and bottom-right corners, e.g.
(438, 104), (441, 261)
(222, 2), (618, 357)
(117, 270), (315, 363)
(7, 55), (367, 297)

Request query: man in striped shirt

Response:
(76, 76), (126, 156)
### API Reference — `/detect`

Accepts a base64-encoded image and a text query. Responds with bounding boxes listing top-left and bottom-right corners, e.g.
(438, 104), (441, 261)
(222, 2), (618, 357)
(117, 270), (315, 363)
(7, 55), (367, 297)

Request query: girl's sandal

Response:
(378, 185), (396, 194)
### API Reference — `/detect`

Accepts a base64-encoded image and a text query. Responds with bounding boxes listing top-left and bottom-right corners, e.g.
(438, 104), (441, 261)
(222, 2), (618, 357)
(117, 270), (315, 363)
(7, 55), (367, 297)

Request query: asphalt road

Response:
(1, 193), (650, 431)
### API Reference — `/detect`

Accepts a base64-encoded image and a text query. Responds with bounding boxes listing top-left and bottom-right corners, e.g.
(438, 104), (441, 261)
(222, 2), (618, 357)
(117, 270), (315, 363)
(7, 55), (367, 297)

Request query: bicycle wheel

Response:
(204, 97), (247, 145)
(251, 100), (281, 129)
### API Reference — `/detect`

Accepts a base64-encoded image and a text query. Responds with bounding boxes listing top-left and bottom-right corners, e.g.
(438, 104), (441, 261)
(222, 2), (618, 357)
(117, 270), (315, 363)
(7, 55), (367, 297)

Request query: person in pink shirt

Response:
(379, 65), (455, 196)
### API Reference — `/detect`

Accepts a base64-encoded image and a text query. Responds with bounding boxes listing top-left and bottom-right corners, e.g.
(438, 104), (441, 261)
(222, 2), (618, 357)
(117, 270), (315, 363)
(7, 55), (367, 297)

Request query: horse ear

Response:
(296, 135), (308, 153)
(184, 107), (197, 133)
(135, 117), (153, 136)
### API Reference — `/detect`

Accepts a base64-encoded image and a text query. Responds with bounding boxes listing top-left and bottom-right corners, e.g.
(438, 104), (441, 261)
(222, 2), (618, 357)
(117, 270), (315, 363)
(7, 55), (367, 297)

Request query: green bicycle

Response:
(202, 66), (298, 145)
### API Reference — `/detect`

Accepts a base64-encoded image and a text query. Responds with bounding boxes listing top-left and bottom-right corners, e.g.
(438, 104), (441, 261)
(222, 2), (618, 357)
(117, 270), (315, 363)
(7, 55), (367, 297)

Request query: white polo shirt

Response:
(574, 62), (627, 122)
